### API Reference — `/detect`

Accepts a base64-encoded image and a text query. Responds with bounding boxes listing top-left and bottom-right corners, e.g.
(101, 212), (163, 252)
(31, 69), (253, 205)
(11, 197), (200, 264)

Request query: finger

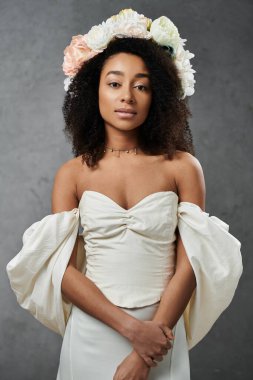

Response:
(160, 337), (172, 350)
(144, 355), (157, 367)
(160, 347), (169, 355)
(163, 326), (175, 340)
(166, 339), (173, 348)
(156, 346), (168, 356)
(152, 354), (164, 362)
(158, 324), (171, 339)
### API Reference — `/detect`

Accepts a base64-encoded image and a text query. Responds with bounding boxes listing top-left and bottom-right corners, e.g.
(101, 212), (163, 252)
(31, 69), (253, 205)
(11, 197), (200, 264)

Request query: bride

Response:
(6, 9), (243, 380)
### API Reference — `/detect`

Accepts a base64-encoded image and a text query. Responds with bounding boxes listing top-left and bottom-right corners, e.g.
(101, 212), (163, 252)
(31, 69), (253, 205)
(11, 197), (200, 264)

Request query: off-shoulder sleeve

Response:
(177, 201), (243, 350)
(6, 208), (86, 336)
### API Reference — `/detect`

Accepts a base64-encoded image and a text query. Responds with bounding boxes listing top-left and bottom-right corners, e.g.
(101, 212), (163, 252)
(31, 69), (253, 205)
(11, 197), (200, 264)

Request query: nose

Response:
(120, 86), (135, 103)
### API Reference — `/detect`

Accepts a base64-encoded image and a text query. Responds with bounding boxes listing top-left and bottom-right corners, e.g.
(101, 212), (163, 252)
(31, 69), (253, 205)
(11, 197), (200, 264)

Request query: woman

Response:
(6, 9), (243, 380)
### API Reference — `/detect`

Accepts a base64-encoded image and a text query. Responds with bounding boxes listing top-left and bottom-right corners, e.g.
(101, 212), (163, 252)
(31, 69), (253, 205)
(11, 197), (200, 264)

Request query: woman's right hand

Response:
(127, 320), (175, 367)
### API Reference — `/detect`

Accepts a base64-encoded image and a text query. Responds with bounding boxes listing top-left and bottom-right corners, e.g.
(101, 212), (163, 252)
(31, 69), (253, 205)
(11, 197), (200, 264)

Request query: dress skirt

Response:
(56, 301), (190, 380)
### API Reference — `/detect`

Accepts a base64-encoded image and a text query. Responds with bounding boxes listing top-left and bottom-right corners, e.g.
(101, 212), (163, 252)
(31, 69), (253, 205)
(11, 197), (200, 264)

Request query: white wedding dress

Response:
(6, 190), (243, 379)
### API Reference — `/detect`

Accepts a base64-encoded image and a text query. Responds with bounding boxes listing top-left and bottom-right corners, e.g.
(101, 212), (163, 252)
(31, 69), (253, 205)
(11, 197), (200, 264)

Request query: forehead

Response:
(101, 53), (149, 76)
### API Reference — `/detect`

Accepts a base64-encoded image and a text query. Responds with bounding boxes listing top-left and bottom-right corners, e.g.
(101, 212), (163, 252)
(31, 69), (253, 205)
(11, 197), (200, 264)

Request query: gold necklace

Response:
(104, 145), (138, 157)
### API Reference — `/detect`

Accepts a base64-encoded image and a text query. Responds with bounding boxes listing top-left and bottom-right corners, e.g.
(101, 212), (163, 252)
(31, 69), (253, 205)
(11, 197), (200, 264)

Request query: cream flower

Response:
(106, 8), (151, 31)
(62, 34), (98, 76)
(150, 16), (181, 54)
(105, 8), (151, 39)
(84, 22), (113, 52)
(174, 44), (196, 98)
(108, 21), (151, 39)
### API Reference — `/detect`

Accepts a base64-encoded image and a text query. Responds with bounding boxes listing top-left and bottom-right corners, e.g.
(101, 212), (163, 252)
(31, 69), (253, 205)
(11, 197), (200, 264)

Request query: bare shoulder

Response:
(172, 150), (203, 172)
(51, 156), (81, 213)
(172, 150), (206, 210)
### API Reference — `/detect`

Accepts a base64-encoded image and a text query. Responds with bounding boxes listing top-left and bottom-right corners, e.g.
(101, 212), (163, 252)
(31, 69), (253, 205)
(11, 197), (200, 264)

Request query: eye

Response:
(109, 82), (120, 88)
(108, 82), (149, 91)
(135, 85), (148, 91)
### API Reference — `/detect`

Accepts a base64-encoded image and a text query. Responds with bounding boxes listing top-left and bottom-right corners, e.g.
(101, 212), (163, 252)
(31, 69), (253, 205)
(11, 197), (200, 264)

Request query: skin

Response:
(52, 52), (206, 380)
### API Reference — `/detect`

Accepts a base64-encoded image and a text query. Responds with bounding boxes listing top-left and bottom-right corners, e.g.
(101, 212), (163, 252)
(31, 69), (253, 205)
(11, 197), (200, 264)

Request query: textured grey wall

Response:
(1, 0), (252, 379)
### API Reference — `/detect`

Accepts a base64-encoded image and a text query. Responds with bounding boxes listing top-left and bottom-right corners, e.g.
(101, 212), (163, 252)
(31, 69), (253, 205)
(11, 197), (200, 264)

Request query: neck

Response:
(105, 138), (138, 151)
(104, 123), (140, 149)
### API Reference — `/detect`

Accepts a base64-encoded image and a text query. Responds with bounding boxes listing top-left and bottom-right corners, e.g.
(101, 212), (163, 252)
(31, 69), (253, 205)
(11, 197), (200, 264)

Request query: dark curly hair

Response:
(62, 36), (195, 168)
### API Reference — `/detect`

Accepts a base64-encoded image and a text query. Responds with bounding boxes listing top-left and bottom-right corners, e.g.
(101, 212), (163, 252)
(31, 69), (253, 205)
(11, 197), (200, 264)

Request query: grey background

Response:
(1, 0), (252, 379)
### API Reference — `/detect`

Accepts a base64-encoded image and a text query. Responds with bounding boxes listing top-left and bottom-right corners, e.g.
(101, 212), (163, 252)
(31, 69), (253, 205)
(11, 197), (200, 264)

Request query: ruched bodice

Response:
(79, 190), (179, 307)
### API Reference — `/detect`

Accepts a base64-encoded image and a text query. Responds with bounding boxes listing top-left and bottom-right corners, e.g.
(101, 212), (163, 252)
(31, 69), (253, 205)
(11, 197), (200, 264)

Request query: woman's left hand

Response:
(113, 349), (151, 380)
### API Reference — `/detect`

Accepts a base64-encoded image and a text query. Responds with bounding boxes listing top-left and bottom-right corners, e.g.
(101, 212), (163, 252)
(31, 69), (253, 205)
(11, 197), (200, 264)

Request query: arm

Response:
(52, 160), (171, 367)
(152, 152), (206, 328)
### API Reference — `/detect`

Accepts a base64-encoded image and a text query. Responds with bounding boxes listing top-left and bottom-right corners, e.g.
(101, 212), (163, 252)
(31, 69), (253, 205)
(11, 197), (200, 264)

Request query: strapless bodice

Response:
(78, 190), (179, 307)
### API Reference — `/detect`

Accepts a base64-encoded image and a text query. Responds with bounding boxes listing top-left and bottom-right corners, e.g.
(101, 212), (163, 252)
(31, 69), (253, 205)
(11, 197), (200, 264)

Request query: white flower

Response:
(174, 44), (196, 99)
(84, 22), (112, 52)
(105, 8), (152, 39)
(150, 16), (181, 54)
(106, 8), (151, 30)
(64, 76), (73, 91)
(108, 20), (151, 39)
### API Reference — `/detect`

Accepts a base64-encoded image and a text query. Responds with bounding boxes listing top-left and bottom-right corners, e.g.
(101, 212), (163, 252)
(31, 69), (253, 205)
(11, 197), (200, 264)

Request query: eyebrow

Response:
(105, 70), (150, 79)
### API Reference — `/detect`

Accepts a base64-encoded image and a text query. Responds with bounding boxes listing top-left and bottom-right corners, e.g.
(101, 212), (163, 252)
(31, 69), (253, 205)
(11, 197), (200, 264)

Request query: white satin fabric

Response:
(6, 190), (243, 378)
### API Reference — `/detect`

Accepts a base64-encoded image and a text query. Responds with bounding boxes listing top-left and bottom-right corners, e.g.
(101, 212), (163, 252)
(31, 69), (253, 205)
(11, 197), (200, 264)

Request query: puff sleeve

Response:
(6, 208), (86, 336)
(178, 202), (243, 350)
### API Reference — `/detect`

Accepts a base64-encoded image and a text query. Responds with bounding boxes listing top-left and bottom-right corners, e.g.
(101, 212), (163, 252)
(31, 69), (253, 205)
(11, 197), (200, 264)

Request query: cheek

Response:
(99, 87), (114, 110)
(98, 89), (107, 114)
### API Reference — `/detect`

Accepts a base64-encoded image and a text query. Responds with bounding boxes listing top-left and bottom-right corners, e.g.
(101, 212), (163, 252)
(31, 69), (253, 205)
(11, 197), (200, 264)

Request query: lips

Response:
(115, 108), (137, 114)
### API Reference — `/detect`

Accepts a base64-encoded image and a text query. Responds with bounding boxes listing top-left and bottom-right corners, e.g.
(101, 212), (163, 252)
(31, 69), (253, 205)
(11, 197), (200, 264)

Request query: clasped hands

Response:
(113, 320), (174, 380)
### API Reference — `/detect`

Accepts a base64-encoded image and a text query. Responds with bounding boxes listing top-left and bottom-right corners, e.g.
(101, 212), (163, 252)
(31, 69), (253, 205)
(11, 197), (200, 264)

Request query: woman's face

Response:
(98, 52), (152, 132)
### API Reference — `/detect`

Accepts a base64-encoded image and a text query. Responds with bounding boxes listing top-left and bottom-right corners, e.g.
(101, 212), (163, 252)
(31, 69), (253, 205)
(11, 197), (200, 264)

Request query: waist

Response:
(83, 245), (176, 308)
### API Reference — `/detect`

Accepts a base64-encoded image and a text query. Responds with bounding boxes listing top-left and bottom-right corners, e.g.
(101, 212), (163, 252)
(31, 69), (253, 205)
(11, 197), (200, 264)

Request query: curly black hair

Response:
(62, 36), (195, 168)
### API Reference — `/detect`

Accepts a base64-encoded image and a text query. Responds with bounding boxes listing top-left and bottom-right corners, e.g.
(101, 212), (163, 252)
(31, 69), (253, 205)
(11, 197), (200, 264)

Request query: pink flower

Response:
(62, 34), (98, 76)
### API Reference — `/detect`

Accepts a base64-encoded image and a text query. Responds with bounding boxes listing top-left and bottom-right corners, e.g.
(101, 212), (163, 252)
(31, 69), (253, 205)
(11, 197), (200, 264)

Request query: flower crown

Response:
(62, 8), (196, 99)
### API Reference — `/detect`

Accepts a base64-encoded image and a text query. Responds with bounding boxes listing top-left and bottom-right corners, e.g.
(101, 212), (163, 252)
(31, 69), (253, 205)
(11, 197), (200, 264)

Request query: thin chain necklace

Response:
(104, 145), (138, 157)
